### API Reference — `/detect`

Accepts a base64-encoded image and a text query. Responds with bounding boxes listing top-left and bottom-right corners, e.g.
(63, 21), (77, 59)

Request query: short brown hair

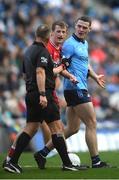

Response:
(52, 20), (68, 31)
(75, 16), (92, 26)
(35, 24), (50, 39)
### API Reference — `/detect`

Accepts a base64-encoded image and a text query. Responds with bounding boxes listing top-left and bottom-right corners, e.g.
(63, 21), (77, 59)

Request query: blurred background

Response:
(0, 0), (119, 153)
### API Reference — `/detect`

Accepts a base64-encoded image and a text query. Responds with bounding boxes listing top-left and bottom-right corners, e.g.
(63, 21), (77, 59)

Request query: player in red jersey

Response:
(40, 20), (68, 145)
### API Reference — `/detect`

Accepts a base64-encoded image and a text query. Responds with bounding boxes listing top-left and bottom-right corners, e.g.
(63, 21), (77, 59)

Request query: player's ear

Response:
(74, 22), (77, 29)
(88, 26), (91, 32)
(50, 31), (54, 37)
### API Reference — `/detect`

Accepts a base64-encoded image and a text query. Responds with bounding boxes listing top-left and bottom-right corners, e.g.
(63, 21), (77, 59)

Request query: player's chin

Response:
(57, 38), (63, 43)
(78, 33), (85, 39)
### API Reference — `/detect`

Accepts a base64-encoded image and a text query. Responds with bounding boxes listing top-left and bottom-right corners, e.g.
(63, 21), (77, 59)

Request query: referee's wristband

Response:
(39, 91), (46, 96)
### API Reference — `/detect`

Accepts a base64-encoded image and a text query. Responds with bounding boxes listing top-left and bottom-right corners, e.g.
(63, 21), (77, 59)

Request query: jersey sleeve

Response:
(37, 48), (49, 68)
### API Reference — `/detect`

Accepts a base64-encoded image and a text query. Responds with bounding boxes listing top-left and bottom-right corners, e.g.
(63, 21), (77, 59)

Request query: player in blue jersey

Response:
(34, 17), (112, 169)
(62, 16), (110, 168)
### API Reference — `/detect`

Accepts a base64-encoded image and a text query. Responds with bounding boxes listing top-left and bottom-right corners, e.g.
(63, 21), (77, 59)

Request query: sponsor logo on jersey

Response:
(41, 57), (48, 63)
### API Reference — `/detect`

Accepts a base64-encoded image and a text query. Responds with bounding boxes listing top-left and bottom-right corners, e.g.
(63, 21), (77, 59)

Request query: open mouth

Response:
(78, 32), (84, 36)
(58, 37), (63, 40)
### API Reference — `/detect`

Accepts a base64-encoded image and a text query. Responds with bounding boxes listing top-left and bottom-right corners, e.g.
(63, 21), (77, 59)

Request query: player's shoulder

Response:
(65, 35), (74, 43)
(85, 40), (88, 45)
(63, 36), (75, 49)
(84, 40), (88, 48)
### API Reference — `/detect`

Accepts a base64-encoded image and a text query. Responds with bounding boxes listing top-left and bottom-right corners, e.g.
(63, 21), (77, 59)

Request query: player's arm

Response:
(53, 59), (78, 84)
(53, 64), (64, 74)
(88, 64), (105, 88)
(36, 67), (46, 93)
(36, 50), (48, 108)
(60, 69), (78, 84)
(36, 67), (47, 108)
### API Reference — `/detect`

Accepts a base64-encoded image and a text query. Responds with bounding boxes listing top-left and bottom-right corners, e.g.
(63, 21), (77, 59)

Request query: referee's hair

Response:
(35, 24), (50, 39)
(75, 16), (92, 26)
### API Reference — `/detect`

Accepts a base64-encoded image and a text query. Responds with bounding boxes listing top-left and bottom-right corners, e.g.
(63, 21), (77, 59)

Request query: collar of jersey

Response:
(33, 41), (45, 47)
(49, 39), (60, 50)
(72, 33), (85, 43)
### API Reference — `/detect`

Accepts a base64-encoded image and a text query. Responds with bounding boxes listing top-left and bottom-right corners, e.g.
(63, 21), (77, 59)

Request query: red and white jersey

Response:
(47, 40), (62, 105)
(47, 40), (61, 63)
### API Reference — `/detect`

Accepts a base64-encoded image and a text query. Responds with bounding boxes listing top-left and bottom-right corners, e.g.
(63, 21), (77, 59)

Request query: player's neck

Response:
(73, 33), (85, 43)
(35, 37), (48, 47)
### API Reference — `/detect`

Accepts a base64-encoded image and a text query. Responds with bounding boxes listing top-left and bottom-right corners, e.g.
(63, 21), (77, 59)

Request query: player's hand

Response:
(96, 74), (105, 88)
(39, 96), (48, 108)
(69, 74), (79, 84)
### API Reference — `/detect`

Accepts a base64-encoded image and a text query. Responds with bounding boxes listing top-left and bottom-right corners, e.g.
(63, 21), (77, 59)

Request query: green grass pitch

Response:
(0, 151), (119, 179)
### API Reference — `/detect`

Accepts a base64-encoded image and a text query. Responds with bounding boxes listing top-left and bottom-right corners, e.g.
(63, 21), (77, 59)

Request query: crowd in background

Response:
(0, 0), (119, 151)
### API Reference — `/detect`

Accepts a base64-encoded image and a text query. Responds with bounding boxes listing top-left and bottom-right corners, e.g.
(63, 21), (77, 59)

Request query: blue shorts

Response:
(64, 89), (91, 106)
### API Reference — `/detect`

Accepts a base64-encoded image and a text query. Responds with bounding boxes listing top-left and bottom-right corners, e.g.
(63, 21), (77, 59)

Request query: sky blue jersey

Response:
(62, 34), (89, 90)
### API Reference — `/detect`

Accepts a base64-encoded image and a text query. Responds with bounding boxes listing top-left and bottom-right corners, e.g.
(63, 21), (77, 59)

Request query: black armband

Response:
(61, 56), (71, 68)
(39, 91), (46, 96)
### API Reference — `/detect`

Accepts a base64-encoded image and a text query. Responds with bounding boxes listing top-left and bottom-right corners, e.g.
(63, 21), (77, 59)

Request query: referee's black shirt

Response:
(23, 41), (55, 92)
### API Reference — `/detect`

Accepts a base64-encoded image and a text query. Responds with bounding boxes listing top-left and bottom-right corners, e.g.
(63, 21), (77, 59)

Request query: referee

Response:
(3, 24), (79, 173)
